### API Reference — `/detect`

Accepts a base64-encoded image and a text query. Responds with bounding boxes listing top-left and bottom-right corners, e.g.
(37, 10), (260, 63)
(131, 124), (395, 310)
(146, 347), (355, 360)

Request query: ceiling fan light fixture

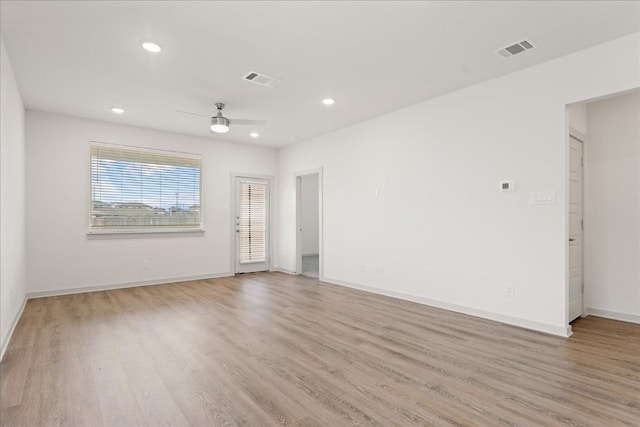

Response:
(210, 116), (230, 133)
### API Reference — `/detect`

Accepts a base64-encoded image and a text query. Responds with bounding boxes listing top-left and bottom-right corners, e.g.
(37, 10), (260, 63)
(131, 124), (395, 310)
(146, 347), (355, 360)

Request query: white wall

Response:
(568, 103), (587, 135)
(0, 36), (27, 357)
(275, 32), (640, 336)
(301, 174), (319, 255)
(26, 112), (277, 295)
(585, 90), (640, 322)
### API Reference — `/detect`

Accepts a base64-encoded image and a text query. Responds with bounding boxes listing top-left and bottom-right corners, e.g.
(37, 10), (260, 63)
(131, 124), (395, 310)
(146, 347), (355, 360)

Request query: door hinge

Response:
(581, 219), (584, 230)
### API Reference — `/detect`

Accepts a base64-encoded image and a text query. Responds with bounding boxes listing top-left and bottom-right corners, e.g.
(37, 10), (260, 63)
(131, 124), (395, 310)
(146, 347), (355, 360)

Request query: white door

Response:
(235, 177), (270, 273)
(568, 134), (584, 321)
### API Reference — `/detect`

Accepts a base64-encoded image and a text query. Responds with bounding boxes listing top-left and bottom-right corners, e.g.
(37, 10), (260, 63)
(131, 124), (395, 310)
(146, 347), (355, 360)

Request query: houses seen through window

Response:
(90, 143), (202, 232)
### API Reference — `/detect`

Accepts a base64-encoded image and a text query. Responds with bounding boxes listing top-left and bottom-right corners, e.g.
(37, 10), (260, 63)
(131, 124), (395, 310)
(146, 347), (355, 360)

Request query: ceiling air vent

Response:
(242, 71), (283, 87)
(496, 39), (537, 58)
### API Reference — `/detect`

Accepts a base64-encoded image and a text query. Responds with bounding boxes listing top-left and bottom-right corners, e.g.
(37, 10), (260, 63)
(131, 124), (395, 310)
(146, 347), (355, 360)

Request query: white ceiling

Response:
(1, 1), (639, 148)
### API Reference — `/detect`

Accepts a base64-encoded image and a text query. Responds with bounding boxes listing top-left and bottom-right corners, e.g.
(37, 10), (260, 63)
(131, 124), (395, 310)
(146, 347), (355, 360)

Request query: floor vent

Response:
(496, 39), (537, 58)
(242, 71), (282, 87)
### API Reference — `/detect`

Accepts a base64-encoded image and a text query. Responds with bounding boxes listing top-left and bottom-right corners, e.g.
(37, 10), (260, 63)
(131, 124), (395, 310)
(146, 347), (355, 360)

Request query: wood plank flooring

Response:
(1, 272), (639, 426)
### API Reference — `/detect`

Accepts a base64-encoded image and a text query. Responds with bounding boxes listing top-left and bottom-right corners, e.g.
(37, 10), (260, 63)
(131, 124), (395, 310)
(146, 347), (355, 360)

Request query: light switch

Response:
(530, 190), (556, 205)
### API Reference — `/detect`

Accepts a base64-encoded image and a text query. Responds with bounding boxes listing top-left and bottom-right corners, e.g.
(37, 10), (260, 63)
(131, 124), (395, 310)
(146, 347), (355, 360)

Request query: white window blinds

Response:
(90, 143), (202, 232)
(239, 181), (267, 262)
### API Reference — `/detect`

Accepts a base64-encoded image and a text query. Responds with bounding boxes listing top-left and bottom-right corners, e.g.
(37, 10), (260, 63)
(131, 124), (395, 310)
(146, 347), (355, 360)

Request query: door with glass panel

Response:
(235, 177), (270, 273)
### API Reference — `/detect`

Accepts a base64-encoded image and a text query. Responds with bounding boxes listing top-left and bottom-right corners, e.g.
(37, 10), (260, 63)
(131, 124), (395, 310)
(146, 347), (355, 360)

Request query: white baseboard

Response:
(271, 267), (297, 275)
(27, 272), (233, 299)
(1, 296), (28, 362)
(323, 276), (571, 337)
(587, 308), (640, 324)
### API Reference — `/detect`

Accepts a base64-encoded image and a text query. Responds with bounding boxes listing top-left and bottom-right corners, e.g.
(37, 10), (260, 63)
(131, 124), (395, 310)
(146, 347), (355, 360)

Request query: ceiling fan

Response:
(176, 103), (265, 134)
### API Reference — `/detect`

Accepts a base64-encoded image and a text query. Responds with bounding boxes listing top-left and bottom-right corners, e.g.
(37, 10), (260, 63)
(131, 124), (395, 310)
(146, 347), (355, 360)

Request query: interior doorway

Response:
(295, 169), (322, 279)
(566, 88), (640, 329)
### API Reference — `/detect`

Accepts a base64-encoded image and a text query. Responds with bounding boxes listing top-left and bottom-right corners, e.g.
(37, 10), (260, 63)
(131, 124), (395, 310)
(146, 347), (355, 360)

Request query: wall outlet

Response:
(357, 263), (365, 272)
(376, 265), (385, 275)
(505, 283), (515, 297)
(500, 180), (514, 192)
(143, 260), (150, 270)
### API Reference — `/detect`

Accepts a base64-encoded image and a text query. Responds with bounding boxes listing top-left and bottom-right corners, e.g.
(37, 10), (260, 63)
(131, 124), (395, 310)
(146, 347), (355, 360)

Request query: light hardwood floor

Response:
(1, 272), (639, 426)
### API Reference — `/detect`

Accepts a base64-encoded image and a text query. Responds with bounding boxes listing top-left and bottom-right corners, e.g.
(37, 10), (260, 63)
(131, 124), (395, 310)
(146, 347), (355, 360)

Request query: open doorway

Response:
(295, 169), (322, 279)
(566, 88), (640, 328)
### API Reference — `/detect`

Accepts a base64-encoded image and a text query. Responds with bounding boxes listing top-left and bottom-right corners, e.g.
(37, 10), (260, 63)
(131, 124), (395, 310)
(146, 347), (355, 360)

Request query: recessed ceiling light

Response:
(142, 42), (162, 53)
(322, 98), (335, 105)
(111, 107), (125, 114)
(250, 132), (260, 138)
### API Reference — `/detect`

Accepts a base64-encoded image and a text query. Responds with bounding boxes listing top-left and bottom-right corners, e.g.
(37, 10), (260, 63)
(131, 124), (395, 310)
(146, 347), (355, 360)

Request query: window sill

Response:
(239, 259), (268, 265)
(87, 228), (205, 237)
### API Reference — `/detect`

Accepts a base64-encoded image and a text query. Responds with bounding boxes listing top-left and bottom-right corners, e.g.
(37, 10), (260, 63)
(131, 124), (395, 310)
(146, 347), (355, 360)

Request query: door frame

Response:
(295, 168), (323, 279)
(565, 126), (586, 328)
(230, 172), (274, 274)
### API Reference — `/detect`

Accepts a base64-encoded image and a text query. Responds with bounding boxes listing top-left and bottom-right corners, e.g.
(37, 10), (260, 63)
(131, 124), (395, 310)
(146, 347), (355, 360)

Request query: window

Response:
(90, 143), (202, 233)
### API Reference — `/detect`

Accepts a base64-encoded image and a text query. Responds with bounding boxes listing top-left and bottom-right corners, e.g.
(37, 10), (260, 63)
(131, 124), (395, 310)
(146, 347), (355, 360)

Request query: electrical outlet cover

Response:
(500, 180), (514, 192)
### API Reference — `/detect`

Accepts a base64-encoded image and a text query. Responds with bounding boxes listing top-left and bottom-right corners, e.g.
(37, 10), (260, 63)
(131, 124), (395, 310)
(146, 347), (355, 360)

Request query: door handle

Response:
(569, 238), (576, 242)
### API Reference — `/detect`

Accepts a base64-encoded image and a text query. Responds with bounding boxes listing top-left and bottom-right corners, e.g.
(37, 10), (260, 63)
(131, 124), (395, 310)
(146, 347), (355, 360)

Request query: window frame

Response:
(230, 172), (273, 274)
(87, 141), (204, 235)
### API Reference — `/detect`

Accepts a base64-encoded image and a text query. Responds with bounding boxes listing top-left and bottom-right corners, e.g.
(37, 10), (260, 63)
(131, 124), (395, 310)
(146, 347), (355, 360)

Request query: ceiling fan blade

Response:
(228, 118), (266, 126)
(175, 109), (211, 118)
